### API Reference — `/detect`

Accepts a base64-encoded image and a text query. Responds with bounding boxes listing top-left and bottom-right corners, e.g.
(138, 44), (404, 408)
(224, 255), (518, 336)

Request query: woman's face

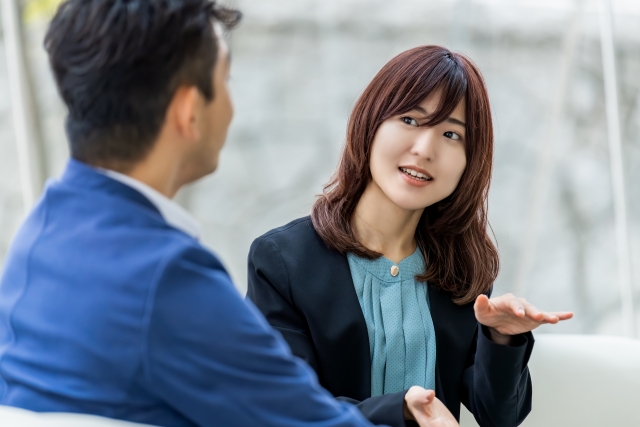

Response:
(368, 90), (467, 212)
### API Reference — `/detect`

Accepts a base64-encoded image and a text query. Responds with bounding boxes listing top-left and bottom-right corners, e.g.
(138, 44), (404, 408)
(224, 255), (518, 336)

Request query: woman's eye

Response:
(401, 117), (419, 126)
(444, 131), (462, 140)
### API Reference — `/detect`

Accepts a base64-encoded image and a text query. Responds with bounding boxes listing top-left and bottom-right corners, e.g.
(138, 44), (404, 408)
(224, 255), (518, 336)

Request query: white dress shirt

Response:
(99, 169), (201, 240)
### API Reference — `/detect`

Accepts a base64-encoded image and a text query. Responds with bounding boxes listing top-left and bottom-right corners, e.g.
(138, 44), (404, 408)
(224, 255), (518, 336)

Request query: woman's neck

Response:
(353, 181), (424, 264)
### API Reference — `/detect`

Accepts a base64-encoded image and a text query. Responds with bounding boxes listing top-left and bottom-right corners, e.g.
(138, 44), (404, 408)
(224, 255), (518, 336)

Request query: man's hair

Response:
(45, 0), (241, 170)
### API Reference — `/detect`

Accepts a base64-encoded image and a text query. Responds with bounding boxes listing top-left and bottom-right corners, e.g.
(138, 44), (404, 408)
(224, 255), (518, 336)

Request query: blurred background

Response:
(1, 0), (639, 337)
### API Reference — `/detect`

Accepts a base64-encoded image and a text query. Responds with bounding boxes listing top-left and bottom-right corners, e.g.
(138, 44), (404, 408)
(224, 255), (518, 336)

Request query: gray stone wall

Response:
(1, 0), (639, 335)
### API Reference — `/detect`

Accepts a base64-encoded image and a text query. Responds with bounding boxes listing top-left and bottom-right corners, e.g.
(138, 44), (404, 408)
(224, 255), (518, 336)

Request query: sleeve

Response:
(142, 245), (383, 427)
(247, 237), (409, 427)
(337, 394), (411, 427)
(460, 324), (534, 427)
(246, 237), (320, 372)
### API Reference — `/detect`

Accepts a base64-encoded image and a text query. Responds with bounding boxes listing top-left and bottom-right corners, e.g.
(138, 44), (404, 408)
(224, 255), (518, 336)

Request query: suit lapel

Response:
(428, 284), (478, 416)
(332, 252), (372, 399)
(306, 227), (372, 400)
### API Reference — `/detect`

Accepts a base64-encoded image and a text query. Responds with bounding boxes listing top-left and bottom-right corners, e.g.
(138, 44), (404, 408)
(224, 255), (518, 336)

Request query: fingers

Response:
(474, 294), (491, 321)
(405, 386), (435, 416)
(550, 311), (574, 321)
(478, 293), (574, 333)
(474, 294), (490, 311)
(534, 311), (572, 324)
(503, 293), (573, 324)
(522, 301), (558, 324)
(423, 389), (435, 404)
(508, 297), (525, 317)
(521, 300), (544, 321)
(515, 298), (545, 321)
(487, 293), (526, 318)
(405, 387), (438, 424)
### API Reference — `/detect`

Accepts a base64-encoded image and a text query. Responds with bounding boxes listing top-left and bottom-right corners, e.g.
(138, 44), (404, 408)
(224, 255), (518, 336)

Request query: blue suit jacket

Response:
(0, 159), (378, 427)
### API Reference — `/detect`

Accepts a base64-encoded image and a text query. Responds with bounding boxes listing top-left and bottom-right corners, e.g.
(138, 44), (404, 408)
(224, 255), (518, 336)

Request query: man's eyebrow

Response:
(411, 106), (467, 127)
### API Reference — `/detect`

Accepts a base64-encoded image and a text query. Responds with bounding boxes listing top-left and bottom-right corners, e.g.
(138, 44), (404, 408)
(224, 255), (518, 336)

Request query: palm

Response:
(474, 293), (573, 336)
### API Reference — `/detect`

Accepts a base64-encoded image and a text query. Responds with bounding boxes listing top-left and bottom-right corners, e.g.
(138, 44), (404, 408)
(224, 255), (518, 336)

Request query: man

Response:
(0, 1), (458, 426)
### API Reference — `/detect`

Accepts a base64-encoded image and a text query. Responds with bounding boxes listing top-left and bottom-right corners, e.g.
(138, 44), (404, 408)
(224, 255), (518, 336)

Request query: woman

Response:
(247, 46), (572, 427)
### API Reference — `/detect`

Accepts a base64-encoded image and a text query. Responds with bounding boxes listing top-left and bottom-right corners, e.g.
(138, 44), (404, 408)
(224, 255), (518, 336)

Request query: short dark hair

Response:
(45, 0), (241, 170)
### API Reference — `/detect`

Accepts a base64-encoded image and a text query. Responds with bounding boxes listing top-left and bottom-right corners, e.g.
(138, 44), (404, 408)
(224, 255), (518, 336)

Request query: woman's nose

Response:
(410, 129), (437, 161)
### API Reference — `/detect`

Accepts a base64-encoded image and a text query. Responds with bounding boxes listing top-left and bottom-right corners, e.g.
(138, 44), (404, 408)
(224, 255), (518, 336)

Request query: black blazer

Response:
(247, 217), (533, 427)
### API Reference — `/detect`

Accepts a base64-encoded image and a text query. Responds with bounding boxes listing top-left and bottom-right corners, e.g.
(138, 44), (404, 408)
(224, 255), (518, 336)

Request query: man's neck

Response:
(120, 150), (185, 199)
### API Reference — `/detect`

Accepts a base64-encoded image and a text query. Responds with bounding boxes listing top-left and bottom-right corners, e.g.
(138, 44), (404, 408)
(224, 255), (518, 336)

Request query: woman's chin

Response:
(386, 195), (432, 212)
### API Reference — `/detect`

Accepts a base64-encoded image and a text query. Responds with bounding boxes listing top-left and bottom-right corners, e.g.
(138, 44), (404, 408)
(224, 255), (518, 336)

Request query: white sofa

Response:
(460, 334), (640, 426)
(2, 334), (639, 427)
(0, 405), (156, 427)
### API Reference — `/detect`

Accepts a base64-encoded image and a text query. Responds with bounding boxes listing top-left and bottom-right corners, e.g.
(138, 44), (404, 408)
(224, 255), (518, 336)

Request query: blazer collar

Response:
(428, 285), (478, 409)
(99, 168), (201, 240)
(59, 158), (161, 217)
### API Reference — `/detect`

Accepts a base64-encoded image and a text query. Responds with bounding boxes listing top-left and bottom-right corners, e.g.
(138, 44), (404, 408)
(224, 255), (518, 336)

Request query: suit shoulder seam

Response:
(260, 216), (312, 240)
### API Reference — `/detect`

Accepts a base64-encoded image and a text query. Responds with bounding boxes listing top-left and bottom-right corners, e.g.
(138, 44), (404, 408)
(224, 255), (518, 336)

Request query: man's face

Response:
(188, 35), (233, 178)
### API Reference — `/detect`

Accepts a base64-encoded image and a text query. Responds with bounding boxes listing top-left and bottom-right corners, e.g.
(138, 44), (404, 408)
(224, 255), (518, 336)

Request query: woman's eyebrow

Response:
(413, 106), (429, 116)
(446, 117), (466, 127)
(412, 106), (467, 127)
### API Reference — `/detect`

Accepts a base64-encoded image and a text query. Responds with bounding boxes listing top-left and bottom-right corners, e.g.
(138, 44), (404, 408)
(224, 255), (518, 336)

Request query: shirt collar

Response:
(98, 168), (201, 240)
(347, 246), (424, 283)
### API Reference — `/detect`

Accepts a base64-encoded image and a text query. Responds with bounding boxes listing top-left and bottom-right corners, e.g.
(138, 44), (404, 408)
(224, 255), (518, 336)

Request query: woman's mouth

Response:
(399, 167), (433, 182)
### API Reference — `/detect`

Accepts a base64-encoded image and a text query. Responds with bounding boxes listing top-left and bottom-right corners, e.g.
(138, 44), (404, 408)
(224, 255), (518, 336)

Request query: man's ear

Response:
(168, 86), (202, 141)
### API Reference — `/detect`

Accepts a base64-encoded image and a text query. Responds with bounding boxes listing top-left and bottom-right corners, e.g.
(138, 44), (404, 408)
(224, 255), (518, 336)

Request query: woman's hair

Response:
(311, 45), (498, 305)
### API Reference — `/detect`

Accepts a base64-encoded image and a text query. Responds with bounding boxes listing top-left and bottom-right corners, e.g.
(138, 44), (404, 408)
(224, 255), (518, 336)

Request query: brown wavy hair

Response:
(311, 45), (498, 305)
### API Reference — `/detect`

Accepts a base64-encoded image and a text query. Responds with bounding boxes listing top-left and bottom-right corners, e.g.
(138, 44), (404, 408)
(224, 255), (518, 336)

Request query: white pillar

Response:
(2, 0), (44, 213)
(515, 2), (584, 295)
(597, 0), (636, 338)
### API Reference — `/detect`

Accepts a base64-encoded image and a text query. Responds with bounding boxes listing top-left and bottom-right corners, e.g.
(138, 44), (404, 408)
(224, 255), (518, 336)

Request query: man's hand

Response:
(474, 294), (573, 344)
(404, 386), (459, 427)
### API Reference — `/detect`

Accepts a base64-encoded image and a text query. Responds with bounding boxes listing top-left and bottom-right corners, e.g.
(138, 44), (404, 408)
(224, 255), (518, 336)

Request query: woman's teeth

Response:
(400, 167), (432, 181)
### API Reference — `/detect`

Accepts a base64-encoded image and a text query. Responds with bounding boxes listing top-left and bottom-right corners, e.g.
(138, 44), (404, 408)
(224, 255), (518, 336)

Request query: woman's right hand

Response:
(404, 386), (459, 427)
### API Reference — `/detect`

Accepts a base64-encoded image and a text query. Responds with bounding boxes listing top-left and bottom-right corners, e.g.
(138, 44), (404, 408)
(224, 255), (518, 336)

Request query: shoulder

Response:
(248, 216), (349, 285)
(165, 239), (227, 272)
(257, 216), (317, 242)
(250, 216), (324, 256)
(149, 240), (237, 324)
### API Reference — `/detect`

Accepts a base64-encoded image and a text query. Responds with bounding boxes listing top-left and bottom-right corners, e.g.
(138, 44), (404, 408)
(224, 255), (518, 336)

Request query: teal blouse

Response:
(347, 247), (437, 396)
